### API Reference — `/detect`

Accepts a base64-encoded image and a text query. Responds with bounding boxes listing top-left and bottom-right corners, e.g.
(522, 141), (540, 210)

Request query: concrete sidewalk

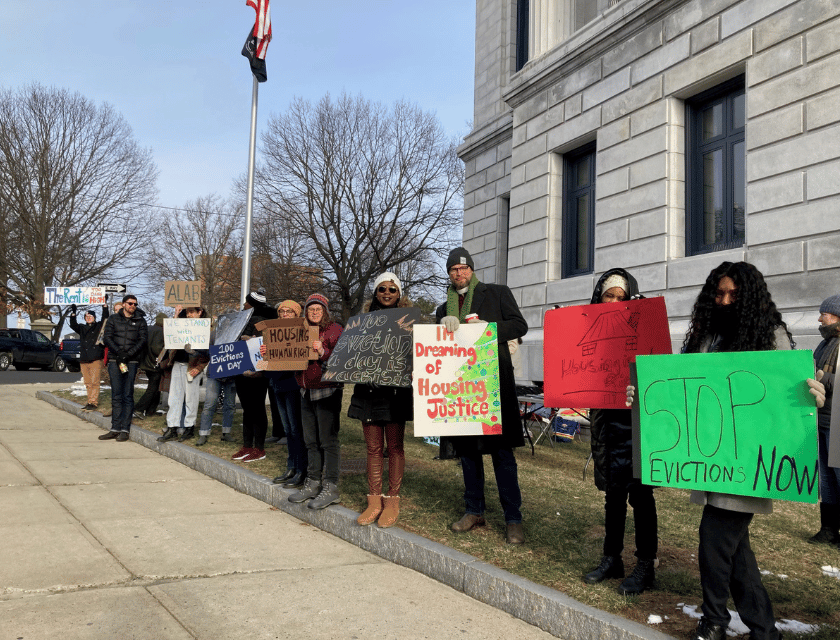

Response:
(1, 384), (672, 640)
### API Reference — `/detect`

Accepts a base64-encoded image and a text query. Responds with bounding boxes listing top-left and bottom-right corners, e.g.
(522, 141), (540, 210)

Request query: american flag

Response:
(242, 0), (272, 82)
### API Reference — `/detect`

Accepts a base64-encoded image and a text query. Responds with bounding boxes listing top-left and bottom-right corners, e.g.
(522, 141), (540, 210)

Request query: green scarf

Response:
(446, 274), (479, 322)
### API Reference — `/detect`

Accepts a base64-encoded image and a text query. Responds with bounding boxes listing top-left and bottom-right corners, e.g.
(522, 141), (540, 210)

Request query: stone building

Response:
(457, 0), (840, 383)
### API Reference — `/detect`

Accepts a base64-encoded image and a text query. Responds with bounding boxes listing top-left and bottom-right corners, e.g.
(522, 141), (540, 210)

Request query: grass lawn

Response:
(58, 382), (840, 640)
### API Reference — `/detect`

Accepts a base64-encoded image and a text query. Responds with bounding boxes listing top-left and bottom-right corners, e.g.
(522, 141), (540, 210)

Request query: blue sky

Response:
(2, 0), (476, 209)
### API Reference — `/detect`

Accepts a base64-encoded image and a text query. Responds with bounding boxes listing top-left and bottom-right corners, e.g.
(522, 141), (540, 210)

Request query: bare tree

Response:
(255, 93), (463, 321)
(0, 84), (158, 339)
(147, 194), (243, 318)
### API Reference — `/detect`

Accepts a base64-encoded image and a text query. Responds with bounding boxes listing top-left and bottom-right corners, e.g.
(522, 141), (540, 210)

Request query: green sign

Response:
(633, 350), (818, 503)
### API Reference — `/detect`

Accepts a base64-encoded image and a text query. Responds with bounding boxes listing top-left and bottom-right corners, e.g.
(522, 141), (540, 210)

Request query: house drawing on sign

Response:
(577, 310), (638, 357)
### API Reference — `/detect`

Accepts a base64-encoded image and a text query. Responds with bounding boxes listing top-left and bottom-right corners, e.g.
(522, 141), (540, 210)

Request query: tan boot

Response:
(378, 495), (400, 528)
(357, 494), (383, 526)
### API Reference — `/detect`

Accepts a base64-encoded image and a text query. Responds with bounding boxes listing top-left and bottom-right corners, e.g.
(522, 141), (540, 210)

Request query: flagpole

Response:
(240, 75), (259, 306)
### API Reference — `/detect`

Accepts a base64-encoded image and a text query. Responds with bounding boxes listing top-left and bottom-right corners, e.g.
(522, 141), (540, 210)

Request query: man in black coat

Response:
(436, 247), (528, 545)
(68, 301), (109, 411)
(100, 294), (147, 441)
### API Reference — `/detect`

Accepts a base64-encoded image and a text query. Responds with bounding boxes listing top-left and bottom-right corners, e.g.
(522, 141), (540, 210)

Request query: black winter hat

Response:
(446, 247), (474, 271)
(84, 308), (97, 321)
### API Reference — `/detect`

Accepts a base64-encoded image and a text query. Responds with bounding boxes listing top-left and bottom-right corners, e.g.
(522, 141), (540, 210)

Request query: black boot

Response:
(808, 503), (840, 544)
(178, 427), (195, 442)
(692, 618), (727, 640)
(583, 555), (624, 584)
(157, 428), (177, 443)
(618, 558), (655, 595)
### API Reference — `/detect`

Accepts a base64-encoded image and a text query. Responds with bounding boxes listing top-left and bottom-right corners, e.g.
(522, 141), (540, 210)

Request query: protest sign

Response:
(543, 297), (671, 409)
(246, 336), (264, 369)
(208, 341), (251, 378)
(44, 286), (106, 306)
(412, 323), (502, 438)
(214, 308), (253, 345)
(632, 350), (819, 504)
(322, 308), (420, 386)
(163, 318), (212, 349)
(254, 318), (317, 371)
(164, 280), (202, 306)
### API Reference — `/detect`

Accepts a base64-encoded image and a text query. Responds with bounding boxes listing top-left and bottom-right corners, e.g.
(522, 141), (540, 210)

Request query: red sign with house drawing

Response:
(543, 297), (672, 409)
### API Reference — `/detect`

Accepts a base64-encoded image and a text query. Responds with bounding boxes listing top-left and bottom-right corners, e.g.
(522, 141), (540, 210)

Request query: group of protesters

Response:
(69, 246), (835, 640)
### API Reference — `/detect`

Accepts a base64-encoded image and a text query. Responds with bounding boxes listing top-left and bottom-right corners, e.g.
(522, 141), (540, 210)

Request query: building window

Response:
(563, 142), (596, 277)
(686, 76), (745, 256)
(516, 0), (529, 71)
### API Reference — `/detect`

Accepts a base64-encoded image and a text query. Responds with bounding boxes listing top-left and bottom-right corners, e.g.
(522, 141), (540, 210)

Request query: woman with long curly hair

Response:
(349, 272), (413, 528)
(671, 261), (825, 640)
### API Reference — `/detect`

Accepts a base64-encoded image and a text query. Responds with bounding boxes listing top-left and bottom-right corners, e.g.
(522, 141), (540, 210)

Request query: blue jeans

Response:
(199, 377), (236, 436)
(460, 448), (522, 523)
(108, 361), (138, 433)
(269, 380), (306, 473)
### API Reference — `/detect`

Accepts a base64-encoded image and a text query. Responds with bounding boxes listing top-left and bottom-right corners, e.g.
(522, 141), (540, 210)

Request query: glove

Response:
(808, 370), (826, 409)
(70, 304), (77, 314)
(441, 316), (460, 333)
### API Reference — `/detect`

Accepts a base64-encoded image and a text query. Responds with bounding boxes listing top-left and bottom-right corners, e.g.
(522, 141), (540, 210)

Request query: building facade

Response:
(458, 0), (840, 383)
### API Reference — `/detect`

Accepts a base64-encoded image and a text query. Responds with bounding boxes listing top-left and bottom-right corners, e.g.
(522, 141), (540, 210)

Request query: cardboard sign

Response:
(45, 286), (106, 306)
(214, 308), (253, 345)
(164, 280), (202, 307)
(544, 297), (671, 409)
(208, 340), (252, 378)
(253, 318), (317, 371)
(412, 323), (502, 437)
(163, 318), (212, 349)
(632, 350), (819, 504)
(322, 308), (420, 387)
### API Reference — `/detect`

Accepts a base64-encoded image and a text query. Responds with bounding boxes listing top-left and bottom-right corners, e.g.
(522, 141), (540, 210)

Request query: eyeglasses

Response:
(449, 266), (471, 274)
(377, 286), (398, 294)
(124, 302), (137, 306)
(279, 309), (296, 316)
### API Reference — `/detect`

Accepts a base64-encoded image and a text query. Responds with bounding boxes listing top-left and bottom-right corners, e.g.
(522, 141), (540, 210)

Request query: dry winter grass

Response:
(59, 384), (840, 640)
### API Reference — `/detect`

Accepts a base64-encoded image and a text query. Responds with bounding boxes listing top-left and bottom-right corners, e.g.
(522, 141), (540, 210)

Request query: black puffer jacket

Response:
(588, 268), (643, 493)
(68, 306), (109, 363)
(103, 308), (148, 363)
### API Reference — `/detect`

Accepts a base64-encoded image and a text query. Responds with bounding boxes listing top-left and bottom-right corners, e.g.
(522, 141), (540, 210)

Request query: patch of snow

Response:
(679, 604), (819, 635)
(647, 615), (663, 625)
(821, 565), (840, 579)
(760, 569), (788, 579)
(777, 619), (819, 634)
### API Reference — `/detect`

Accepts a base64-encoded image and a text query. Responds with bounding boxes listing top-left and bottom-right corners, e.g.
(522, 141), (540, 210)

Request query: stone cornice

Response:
(457, 111), (514, 161)
(503, 0), (690, 108)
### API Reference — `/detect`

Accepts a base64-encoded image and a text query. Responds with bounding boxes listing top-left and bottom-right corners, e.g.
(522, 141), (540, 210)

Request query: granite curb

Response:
(36, 390), (675, 640)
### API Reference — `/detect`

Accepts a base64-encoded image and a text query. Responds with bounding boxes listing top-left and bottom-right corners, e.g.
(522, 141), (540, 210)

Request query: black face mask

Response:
(819, 321), (840, 340)
(710, 303), (739, 336)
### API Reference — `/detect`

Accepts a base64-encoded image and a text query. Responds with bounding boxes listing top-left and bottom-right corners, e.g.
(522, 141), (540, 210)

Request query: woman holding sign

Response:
(288, 294), (344, 510)
(348, 272), (413, 528)
(157, 306), (209, 443)
(583, 268), (658, 596)
(629, 262), (826, 640)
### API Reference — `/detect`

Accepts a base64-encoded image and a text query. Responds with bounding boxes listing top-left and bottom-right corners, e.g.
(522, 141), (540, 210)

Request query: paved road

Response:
(0, 383), (560, 640)
(0, 369), (81, 385)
